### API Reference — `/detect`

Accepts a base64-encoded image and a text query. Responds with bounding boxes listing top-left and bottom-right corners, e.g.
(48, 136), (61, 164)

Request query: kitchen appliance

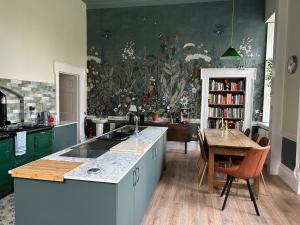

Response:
(0, 91), (8, 127)
(38, 111), (50, 125)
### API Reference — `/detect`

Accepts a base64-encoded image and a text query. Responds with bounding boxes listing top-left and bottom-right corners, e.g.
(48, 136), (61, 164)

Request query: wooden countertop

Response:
(11, 160), (83, 182)
(110, 140), (149, 153)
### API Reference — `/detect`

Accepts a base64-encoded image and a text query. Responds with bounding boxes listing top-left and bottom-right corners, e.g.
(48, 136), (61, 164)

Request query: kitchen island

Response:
(11, 126), (167, 225)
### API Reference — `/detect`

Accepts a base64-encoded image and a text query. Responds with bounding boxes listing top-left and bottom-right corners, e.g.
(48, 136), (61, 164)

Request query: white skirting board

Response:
(278, 163), (300, 194)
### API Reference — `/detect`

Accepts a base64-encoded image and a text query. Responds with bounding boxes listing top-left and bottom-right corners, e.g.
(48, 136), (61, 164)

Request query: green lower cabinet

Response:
(13, 129), (53, 168)
(0, 138), (14, 197)
(33, 129), (53, 159)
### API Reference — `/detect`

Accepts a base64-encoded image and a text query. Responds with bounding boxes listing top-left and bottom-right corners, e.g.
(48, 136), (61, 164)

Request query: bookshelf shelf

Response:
(208, 104), (244, 107)
(201, 68), (257, 130)
(208, 90), (245, 94)
(208, 117), (242, 120)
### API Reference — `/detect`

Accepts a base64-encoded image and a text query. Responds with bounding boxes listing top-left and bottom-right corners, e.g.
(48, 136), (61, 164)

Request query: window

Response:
(263, 17), (275, 123)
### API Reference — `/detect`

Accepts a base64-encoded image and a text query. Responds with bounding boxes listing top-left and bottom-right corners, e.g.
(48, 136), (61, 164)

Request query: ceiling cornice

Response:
(82, 0), (228, 9)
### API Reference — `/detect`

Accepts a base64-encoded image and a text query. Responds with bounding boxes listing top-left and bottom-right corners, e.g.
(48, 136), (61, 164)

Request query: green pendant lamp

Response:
(221, 0), (240, 59)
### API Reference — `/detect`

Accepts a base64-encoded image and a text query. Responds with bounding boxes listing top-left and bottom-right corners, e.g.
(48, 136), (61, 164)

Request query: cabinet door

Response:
(116, 168), (135, 225)
(0, 138), (13, 196)
(0, 138), (11, 163)
(53, 124), (77, 152)
(14, 134), (35, 167)
(34, 130), (53, 159)
(156, 136), (165, 180)
(134, 150), (151, 225)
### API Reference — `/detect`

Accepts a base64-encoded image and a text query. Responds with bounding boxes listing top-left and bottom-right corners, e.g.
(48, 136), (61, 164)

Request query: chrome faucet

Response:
(126, 112), (139, 136)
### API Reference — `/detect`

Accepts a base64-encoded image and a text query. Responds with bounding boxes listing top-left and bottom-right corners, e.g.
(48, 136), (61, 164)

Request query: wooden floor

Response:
(141, 148), (300, 225)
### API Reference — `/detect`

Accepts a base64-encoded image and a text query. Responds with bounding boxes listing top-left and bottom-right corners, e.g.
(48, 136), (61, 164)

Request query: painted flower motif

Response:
(192, 87), (197, 94)
(183, 43), (196, 49)
(118, 104), (121, 108)
(185, 53), (211, 63)
(159, 33), (169, 42)
(122, 41), (136, 61)
(87, 55), (102, 64)
(180, 96), (189, 106)
(239, 37), (253, 56)
(114, 108), (118, 112)
(143, 95), (149, 102)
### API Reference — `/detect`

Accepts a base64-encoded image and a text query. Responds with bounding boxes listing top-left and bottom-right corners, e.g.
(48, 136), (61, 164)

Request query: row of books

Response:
(209, 94), (244, 105)
(209, 79), (245, 91)
(208, 107), (244, 119)
(208, 120), (243, 129)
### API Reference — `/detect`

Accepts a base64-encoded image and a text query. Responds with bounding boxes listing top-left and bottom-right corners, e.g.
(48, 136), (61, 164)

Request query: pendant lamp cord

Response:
(231, 0), (235, 47)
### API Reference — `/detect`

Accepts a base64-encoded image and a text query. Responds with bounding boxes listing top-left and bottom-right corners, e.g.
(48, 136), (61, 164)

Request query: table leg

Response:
(208, 150), (214, 193)
(185, 142), (187, 154)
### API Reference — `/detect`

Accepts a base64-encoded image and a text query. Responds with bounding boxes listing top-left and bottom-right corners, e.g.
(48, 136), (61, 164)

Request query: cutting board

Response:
(110, 140), (149, 153)
(10, 159), (83, 182)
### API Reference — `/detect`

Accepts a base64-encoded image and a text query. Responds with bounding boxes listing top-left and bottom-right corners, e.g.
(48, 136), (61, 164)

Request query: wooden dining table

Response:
(204, 129), (262, 195)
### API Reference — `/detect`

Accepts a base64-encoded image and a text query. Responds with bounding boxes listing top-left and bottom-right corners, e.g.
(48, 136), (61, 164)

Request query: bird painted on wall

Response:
(214, 24), (225, 36)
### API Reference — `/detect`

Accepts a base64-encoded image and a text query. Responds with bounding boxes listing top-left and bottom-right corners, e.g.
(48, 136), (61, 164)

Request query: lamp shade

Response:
(128, 104), (137, 112)
(220, 47), (240, 59)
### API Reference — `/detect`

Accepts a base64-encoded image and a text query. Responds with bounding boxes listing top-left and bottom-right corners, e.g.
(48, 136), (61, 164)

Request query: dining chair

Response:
(197, 130), (230, 187)
(252, 133), (259, 142)
(258, 137), (270, 194)
(244, 128), (251, 137)
(218, 146), (270, 216)
(197, 131), (208, 187)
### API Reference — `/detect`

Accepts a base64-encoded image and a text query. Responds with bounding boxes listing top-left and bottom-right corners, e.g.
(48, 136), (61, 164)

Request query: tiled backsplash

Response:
(0, 78), (56, 123)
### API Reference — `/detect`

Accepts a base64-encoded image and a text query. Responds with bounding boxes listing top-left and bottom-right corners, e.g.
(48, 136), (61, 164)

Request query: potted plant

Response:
(151, 109), (160, 122)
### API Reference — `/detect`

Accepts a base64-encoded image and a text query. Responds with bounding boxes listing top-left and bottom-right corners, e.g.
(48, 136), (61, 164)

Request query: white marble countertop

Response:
(43, 126), (167, 184)
(54, 121), (78, 127)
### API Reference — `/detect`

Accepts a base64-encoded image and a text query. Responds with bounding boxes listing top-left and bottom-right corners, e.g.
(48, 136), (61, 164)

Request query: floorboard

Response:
(141, 148), (300, 225)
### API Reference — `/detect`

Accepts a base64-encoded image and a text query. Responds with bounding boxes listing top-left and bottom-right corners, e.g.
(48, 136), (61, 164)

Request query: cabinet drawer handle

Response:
(40, 131), (46, 134)
(136, 167), (140, 184)
(133, 169), (136, 187)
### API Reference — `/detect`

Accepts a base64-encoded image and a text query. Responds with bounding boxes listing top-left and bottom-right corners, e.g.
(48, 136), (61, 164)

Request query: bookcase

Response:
(200, 68), (257, 130)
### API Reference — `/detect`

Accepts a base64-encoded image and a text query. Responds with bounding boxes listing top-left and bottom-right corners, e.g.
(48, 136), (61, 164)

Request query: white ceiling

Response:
(83, 0), (228, 9)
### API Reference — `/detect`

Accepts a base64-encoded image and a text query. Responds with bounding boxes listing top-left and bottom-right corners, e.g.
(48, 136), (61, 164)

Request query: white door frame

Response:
(54, 61), (86, 142)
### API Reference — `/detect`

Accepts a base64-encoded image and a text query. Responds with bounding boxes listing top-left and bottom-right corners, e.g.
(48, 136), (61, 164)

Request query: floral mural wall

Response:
(87, 0), (266, 119)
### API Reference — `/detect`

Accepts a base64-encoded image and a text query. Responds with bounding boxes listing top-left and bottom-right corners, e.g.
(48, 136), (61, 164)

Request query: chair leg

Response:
(246, 179), (260, 216)
(260, 172), (269, 194)
(222, 176), (233, 210)
(197, 158), (204, 181)
(220, 175), (230, 197)
(198, 162), (207, 187)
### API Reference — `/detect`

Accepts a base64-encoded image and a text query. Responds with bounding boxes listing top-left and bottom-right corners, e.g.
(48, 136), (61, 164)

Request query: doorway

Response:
(59, 73), (78, 122)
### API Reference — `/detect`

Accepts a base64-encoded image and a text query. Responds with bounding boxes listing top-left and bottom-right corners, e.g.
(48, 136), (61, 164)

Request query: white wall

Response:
(282, 0), (300, 138)
(269, 0), (300, 194)
(0, 0), (87, 83)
